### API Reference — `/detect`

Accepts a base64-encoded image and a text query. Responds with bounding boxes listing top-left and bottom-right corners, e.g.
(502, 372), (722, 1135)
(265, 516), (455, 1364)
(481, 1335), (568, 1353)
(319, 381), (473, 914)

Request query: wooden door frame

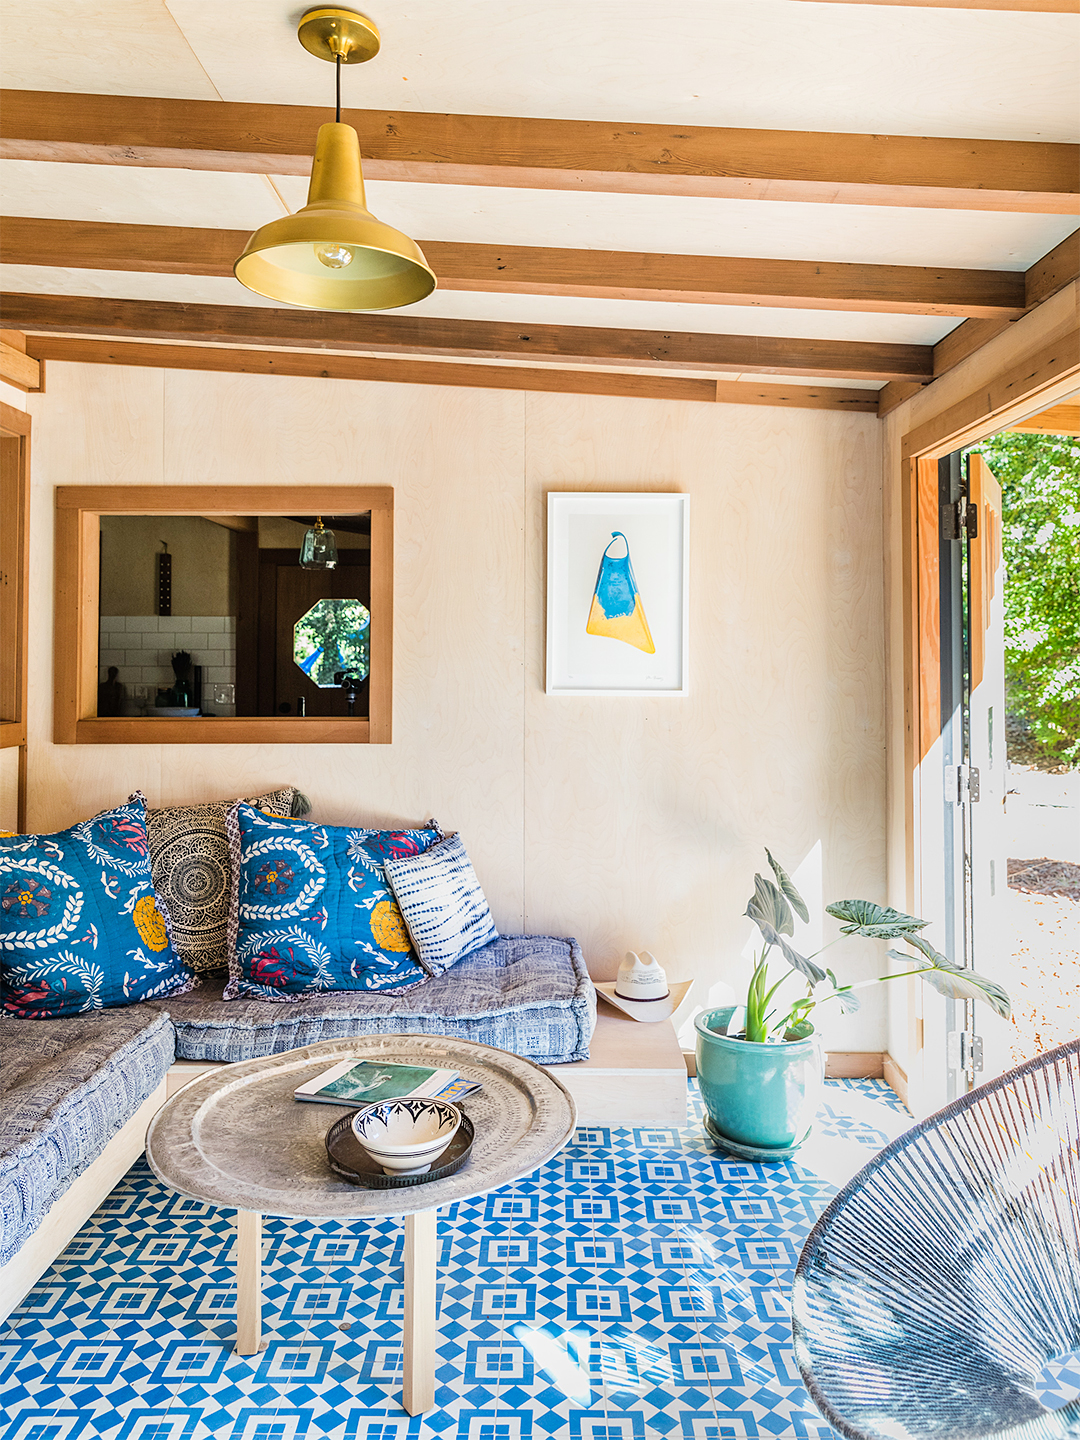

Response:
(897, 331), (1078, 1105)
(54, 485), (394, 745)
(900, 328), (1079, 915)
(1, 402), (30, 829)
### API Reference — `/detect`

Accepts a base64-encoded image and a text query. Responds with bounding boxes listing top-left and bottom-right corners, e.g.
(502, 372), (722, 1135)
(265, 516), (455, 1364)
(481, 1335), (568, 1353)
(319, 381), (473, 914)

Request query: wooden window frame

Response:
(1, 402), (30, 829)
(54, 485), (393, 746)
(1, 403), (30, 749)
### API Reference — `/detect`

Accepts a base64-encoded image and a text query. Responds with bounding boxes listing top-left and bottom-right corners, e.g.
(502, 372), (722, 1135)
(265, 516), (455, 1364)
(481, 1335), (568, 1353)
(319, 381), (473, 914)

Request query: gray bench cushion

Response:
(153, 935), (596, 1065)
(0, 1008), (174, 1265)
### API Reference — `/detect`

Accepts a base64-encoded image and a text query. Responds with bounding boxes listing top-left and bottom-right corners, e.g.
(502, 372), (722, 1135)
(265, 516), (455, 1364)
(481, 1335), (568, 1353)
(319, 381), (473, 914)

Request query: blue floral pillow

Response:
(224, 803), (440, 1002)
(0, 792), (193, 1018)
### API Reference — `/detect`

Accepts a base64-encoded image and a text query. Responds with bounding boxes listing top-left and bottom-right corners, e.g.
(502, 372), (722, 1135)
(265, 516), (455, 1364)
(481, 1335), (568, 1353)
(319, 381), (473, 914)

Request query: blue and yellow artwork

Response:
(586, 530), (655, 654)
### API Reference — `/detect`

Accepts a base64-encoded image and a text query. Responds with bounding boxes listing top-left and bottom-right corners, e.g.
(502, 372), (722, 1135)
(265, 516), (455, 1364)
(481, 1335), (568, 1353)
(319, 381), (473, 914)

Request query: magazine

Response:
(294, 1058), (480, 1107)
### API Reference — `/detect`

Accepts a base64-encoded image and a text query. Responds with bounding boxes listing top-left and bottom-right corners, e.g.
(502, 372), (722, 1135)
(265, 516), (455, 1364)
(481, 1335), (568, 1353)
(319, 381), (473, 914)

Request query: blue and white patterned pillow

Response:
(224, 803), (439, 1002)
(0, 792), (193, 1018)
(383, 832), (499, 976)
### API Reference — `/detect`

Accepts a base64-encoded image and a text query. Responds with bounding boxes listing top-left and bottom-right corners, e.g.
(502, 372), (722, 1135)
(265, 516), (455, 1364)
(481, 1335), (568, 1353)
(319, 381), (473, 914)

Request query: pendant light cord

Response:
(335, 52), (342, 123)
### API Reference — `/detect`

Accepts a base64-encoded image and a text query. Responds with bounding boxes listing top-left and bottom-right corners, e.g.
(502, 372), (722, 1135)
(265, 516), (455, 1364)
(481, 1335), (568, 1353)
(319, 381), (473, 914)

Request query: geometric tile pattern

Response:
(0, 1079), (918, 1440)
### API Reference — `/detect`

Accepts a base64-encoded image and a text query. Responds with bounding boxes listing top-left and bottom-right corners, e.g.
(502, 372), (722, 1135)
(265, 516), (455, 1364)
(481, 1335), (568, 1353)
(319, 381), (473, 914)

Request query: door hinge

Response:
(941, 497), (979, 541)
(947, 1031), (984, 1076)
(955, 763), (981, 803)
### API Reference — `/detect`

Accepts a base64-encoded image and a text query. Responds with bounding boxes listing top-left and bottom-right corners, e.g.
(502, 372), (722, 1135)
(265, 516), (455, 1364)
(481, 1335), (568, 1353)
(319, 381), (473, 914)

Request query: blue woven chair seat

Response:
(793, 1039), (1080, 1439)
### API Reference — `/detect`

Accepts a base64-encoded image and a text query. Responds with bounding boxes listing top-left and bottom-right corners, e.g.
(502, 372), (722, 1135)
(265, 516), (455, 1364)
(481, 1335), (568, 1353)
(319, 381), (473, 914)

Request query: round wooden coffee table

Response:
(145, 1034), (576, 1415)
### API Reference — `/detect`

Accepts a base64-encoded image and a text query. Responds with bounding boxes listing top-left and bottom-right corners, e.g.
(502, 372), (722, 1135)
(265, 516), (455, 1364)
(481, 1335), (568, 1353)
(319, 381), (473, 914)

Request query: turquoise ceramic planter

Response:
(694, 1005), (824, 1157)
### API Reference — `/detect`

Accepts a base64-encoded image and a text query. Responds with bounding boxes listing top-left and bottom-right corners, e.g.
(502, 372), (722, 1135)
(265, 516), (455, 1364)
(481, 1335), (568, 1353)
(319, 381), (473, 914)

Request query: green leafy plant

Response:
(967, 432), (1080, 771)
(737, 850), (1011, 1043)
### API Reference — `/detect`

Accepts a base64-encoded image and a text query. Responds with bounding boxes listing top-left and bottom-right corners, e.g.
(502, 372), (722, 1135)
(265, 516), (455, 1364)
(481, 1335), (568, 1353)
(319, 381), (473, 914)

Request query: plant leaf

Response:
(765, 849), (810, 924)
(826, 899), (929, 939)
(746, 873), (794, 938)
(784, 1019), (815, 1041)
(887, 943), (1012, 1019)
(825, 966), (861, 1013)
(898, 933), (948, 965)
(756, 919), (827, 985)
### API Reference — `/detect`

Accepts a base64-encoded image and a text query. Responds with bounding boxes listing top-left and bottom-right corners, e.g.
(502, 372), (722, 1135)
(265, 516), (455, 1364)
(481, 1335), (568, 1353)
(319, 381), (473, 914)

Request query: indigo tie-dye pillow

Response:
(223, 802), (440, 1001)
(384, 832), (499, 975)
(0, 792), (194, 1018)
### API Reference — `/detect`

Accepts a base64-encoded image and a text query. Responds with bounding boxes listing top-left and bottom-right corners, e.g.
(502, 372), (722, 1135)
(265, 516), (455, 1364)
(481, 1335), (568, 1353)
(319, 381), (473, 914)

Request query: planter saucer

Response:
(595, 979), (694, 1024)
(702, 1111), (811, 1161)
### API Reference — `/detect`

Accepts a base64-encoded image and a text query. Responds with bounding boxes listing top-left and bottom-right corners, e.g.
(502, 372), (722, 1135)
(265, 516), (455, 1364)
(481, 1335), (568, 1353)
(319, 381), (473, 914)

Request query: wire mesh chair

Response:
(792, 1039), (1080, 1440)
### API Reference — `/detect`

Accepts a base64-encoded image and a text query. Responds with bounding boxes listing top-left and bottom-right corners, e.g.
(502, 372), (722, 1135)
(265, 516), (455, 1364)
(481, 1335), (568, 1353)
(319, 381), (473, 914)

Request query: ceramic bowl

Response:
(350, 1098), (462, 1175)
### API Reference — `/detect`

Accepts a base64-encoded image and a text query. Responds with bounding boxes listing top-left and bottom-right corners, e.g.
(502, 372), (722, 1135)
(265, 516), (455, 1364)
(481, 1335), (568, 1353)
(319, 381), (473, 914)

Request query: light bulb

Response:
(314, 242), (354, 269)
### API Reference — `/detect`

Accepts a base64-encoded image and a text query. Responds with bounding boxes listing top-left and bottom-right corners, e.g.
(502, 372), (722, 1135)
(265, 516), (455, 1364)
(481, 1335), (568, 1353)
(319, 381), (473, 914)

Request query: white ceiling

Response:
(0, 0), (1076, 388)
(2, 0), (1077, 141)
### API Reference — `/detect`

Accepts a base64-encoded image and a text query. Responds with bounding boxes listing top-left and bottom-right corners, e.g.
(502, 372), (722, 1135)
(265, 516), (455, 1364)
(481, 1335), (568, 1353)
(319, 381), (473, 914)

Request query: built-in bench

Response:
(0, 981), (688, 1325)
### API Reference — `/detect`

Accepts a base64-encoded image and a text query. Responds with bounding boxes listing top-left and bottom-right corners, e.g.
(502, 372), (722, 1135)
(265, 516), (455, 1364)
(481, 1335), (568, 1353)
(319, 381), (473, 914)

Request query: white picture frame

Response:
(546, 492), (689, 696)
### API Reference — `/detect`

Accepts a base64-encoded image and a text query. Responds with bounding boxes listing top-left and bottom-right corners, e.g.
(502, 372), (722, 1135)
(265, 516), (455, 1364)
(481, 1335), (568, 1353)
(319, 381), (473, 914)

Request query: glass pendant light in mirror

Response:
(299, 517), (338, 569)
(233, 8), (436, 312)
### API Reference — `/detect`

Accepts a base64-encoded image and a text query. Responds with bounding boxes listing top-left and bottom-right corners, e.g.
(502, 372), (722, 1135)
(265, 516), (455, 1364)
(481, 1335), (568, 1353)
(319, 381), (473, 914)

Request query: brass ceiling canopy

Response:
(297, 6), (381, 63)
(234, 6), (436, 312)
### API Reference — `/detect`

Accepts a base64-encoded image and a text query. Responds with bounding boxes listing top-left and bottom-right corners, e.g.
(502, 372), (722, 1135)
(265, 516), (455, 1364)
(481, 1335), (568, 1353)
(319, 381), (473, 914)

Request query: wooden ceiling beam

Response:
(1, 90), (1075, 214)
(18, 334), (881, 411)
(0, 217), (1027, 319)
(0, 293), (931, 381)
(877, 228), (1080, 414)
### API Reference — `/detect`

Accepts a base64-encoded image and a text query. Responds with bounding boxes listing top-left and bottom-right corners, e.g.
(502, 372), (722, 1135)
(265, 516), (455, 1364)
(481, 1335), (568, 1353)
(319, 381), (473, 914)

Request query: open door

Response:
(965, 453), (1012, 1081)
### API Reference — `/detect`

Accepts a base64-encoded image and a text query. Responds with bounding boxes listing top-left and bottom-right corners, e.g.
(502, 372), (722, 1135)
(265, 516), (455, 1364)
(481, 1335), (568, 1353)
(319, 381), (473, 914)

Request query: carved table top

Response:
(145, 1033), (577, 1219)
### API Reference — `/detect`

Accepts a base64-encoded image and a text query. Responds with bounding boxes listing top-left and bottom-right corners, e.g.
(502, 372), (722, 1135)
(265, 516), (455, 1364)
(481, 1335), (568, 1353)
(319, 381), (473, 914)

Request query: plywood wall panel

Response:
(522, 393), (886, 1049)
(24, 360), (885, 1045)
(158, 369), (527, 934)
(26, 363), (166, 830)
(0, 746), (19, 831)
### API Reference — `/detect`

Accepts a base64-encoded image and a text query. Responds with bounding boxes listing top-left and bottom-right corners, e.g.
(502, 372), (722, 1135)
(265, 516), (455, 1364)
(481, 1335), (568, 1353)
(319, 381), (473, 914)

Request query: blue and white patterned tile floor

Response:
(2, 1079), (918, 1440)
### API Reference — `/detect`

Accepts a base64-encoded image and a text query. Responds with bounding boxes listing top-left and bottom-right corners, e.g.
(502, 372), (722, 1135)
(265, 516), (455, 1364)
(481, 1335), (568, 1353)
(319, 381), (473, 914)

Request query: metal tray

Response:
(145, 1033), (576, 1219)
(325, 1111), (474, 1187)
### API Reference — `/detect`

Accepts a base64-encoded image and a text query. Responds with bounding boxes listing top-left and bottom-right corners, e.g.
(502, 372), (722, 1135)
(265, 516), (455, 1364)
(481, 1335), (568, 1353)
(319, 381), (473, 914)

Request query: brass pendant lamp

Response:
(233, 7), (436, 311)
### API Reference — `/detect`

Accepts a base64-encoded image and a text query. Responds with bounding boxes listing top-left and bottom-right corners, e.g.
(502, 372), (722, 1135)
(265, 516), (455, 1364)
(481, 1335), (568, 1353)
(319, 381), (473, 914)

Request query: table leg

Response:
(234, 1210), (265, 1356)
(402, 1209), (438, 1415)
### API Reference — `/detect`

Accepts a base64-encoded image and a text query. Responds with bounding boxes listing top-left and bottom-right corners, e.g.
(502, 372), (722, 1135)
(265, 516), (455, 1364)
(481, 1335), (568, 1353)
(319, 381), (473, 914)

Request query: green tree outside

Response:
(968, 431), (1080, 770)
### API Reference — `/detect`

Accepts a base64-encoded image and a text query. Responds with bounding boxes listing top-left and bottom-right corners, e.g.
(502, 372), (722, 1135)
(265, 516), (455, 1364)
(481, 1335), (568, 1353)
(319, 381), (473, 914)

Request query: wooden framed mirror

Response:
(54, 485), (393, 745)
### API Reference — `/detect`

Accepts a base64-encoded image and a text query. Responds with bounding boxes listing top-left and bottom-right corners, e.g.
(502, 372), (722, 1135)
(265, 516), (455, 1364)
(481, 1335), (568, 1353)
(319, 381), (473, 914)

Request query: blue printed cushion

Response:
(384, 832), (499, 976)
(0, 792), (193, 1018)
(224, 803), (439, 1002)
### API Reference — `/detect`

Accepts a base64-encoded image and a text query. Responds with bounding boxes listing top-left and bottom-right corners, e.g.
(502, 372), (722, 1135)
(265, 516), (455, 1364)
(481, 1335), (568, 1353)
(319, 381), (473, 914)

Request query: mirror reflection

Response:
(97, 514), (371, 720)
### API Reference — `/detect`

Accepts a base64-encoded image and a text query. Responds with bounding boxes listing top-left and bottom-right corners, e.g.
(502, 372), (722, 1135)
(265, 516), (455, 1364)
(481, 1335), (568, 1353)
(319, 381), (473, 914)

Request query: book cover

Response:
(294, 1059), (459, 1106)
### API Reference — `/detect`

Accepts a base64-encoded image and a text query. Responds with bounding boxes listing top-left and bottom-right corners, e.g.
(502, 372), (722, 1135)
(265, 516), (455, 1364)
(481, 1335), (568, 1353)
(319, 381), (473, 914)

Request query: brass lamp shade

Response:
(234, 122), (436, 311)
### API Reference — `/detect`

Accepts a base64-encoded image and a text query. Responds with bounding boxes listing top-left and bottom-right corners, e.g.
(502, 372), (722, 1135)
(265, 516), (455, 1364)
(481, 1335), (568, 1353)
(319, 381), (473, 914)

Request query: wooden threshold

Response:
(1, 91), (1076, 213)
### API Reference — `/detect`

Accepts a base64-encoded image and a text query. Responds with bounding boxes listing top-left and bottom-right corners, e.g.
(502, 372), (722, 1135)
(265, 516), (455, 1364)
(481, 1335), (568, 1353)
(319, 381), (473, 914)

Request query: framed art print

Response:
(546, 492), (689, 695)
